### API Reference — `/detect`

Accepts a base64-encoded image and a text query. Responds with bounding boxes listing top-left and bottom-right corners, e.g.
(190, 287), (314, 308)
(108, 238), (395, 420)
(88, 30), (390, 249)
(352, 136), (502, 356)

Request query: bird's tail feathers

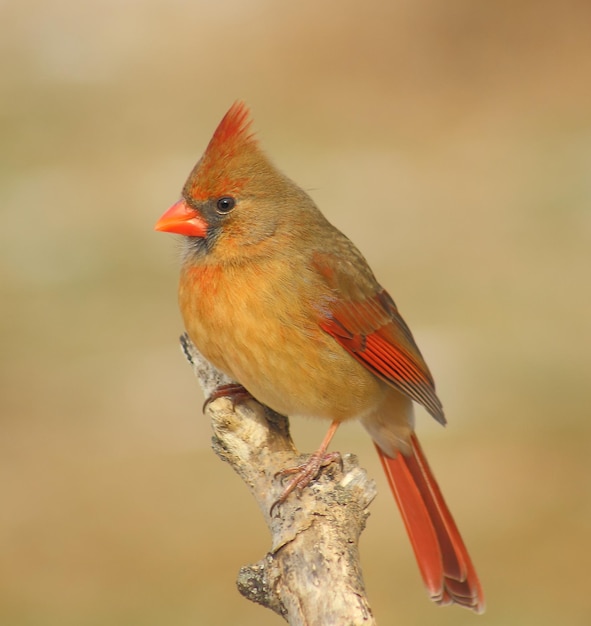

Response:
(375, 434), (484, 613)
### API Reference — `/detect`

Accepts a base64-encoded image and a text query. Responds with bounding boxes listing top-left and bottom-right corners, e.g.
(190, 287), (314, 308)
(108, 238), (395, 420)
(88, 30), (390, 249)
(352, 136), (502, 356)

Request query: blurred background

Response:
(1, 0), (590, 624)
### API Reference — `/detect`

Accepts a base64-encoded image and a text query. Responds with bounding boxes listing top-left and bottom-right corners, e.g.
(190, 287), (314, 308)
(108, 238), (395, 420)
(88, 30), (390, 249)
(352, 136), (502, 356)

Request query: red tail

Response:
(376, 433), (485, 613)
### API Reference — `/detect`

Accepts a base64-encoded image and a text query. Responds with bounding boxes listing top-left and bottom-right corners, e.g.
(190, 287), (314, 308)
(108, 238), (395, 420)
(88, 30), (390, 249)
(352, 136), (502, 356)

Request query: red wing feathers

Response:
(319, 287), (445, 424)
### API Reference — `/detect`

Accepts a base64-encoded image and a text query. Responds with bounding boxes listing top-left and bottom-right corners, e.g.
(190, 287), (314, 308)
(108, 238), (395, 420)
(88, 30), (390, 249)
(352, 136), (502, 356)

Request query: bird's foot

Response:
(203, 383), (253, 412)
(270, 450), (342, 516)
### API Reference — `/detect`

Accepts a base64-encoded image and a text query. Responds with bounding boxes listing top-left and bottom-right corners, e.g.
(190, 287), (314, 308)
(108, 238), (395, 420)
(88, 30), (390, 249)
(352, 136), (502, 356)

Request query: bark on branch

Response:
(180, 333), (378, 626)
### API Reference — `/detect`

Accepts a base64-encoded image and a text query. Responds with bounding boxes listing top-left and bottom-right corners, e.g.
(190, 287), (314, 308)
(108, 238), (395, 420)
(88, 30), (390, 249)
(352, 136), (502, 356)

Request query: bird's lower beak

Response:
(154, 200), (207, 237)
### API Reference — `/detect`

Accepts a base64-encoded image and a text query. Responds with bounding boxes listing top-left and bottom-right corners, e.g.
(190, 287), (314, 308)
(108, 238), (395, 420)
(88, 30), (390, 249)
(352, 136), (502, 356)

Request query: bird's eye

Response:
(216, 196), (235, 214)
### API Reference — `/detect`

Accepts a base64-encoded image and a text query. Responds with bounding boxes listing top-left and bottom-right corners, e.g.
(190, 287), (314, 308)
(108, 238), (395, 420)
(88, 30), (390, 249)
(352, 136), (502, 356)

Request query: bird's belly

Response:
(234, 331), (384, 423)
(179, 267), (384, 422)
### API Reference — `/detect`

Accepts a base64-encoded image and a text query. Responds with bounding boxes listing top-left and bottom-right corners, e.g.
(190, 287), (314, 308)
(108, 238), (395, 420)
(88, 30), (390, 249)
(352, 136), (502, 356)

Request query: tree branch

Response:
(180, 333), (378, 625)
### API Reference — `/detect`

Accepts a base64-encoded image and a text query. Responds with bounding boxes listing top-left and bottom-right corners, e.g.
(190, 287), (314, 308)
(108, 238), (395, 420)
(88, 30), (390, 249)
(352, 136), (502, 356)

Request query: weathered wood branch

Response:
(180, 333), (378, 626)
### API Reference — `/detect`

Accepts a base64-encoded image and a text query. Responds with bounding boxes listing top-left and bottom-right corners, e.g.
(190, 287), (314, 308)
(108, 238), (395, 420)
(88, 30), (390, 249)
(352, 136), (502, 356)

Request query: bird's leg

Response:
(203, 383), (254, 412)
(271, 420), (341, 515)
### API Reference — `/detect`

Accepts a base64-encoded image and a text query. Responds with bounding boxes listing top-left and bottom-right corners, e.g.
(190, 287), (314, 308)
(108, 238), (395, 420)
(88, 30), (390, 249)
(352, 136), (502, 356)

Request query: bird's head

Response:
(155, 102), (316, 260)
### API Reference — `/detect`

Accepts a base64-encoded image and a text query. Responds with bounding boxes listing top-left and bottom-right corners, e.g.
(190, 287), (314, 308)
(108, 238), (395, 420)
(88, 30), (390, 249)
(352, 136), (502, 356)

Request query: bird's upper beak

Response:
(154, 200), (208, 238)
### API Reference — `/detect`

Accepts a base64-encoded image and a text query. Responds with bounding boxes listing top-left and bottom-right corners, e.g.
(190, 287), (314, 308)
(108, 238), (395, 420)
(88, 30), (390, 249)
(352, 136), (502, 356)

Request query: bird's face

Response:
(154, 101), (323, 260)
(154, 184), (286, 260)
(154, 193), (240, 240)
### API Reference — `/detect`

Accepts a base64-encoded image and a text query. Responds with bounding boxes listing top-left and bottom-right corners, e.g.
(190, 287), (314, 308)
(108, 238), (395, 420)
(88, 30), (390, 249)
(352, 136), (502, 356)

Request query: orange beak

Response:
(154, 200), (208, 238)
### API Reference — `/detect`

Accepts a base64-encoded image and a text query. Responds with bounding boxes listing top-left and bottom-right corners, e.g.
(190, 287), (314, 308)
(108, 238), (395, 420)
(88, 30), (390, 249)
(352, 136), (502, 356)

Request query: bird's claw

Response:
(270, 451), (342, 516)
(202, 383), (253, 412)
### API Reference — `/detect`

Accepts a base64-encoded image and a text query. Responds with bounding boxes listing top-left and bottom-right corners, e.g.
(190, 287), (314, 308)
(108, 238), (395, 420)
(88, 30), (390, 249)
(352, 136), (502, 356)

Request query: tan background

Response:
(2, 1), (590, 624)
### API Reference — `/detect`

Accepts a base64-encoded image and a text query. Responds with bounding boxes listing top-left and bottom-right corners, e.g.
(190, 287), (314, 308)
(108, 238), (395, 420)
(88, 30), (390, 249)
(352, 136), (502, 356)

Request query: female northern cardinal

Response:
(155, 102), (484, 613)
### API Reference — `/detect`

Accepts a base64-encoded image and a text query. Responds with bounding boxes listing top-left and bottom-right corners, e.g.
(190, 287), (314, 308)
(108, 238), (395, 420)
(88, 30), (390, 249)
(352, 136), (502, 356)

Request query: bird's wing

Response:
(312, 250), (445, 424)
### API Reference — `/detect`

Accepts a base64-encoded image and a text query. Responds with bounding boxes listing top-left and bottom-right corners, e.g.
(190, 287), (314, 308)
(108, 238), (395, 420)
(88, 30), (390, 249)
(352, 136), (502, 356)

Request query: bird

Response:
(155, 102), (484, 613)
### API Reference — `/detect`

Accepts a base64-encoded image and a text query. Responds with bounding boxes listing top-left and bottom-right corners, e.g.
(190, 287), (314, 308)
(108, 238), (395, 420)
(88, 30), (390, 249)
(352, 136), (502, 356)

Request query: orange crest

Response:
(185, 102), (257, 201)
(207, 101), (254, 155)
